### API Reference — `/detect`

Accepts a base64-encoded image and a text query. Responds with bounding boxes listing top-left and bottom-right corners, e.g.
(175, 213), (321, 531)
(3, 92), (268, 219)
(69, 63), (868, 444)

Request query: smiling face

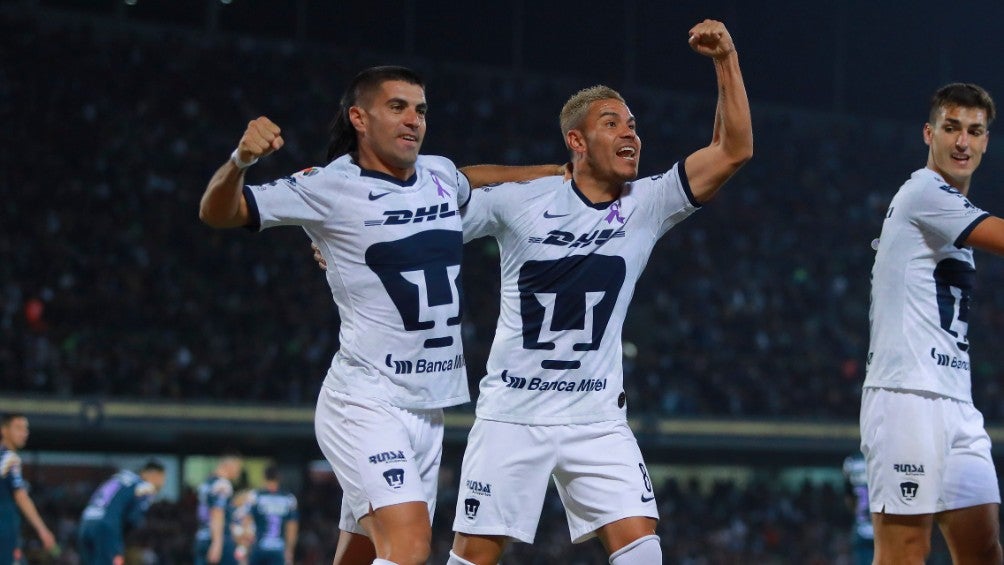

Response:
(925, 104), (989, 193)
(568, 98), (641, 187)
(351, 79), (427, 180)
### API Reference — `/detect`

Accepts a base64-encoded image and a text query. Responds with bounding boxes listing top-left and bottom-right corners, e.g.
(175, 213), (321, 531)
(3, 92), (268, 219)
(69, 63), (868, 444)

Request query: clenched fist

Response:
(688, 19), (736, 61)
(235, 116), (285, 165)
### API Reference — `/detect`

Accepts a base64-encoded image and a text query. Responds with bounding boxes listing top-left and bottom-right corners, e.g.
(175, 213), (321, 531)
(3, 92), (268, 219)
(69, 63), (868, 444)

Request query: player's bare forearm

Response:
(201, 116), (282, 228)
(683, 20), (753, 202)
(285, 521), (299, 562)
(199, 161), (250, 228)
(14, 490), (52, 542)
(965, 215), (1004, 255)
(460, 164), (565, 188)
(209, 507), (225, 544)
(711, 51), (753, 166)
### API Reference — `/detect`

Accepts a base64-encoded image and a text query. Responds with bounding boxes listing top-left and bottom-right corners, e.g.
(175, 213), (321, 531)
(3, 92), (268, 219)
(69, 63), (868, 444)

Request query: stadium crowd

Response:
(4, 9), (1004, 420)
(0, 5), (999, 563)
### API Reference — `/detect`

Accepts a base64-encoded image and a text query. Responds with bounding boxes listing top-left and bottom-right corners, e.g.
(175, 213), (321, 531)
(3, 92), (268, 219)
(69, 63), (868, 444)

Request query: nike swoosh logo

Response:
(641, 494), (655, 503)
(368, 191), (392, 200)
(543, 211), (569, 219)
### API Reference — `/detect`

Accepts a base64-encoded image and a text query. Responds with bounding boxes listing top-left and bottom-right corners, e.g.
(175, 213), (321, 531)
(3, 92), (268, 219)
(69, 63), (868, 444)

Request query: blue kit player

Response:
(245, 465), (299, 565)
(0, 413), (56, 565)
(843, 452), (874, 565)
(78, 460), (166, 565)
(194, 453), (244, 565)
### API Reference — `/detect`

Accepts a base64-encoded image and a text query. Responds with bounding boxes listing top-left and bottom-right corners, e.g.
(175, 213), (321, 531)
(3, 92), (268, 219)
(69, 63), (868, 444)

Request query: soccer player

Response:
(0, 413), (56, 565)
(244, 465), (299, 565)
(863, 83), (1004, 565)
(77, 460), (166, 565)
(447, 19), (751, 565)
(194, 453), (244, 565)
(842, 452), (874, 565)
(198, 66), (561, 565)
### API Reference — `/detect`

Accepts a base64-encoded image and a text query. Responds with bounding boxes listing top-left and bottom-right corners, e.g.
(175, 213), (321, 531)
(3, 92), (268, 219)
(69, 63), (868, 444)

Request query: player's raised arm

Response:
(459, 163), (567, 188)
(199, 116), (284, 228)
(683, 19), (753, 204)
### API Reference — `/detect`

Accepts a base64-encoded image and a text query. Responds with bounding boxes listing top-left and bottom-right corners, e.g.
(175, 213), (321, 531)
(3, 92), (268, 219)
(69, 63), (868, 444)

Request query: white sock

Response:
(372, 560), (399, 565)
(446, 551), (477, 565)
(608, 534), (661, 565)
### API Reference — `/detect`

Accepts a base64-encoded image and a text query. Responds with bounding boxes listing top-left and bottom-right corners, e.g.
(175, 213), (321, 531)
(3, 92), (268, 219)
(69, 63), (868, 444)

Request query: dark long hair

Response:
(326, 66), (425, 163)
(929, 83), (996, 125)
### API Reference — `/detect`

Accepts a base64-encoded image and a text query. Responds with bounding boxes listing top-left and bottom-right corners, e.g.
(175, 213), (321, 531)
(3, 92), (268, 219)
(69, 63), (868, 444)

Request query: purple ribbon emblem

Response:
(432, 175), (451, 199)
(605, 202), (625, 224)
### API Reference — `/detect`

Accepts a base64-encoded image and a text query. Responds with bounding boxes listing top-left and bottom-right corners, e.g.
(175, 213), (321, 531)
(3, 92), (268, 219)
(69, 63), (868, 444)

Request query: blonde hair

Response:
(559, 85), (626, 138)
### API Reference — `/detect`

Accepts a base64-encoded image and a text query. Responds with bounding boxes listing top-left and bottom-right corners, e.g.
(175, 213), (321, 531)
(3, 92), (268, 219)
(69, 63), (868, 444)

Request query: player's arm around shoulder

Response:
(459, 163), (567, 188)
(199, 116), (284, 228)
(461, 175), (556, 243)
(682, 19), (753, 204)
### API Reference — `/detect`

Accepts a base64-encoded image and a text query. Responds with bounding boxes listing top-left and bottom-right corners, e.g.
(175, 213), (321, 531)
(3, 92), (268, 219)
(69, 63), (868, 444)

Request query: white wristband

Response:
(230, 148), (259, 170)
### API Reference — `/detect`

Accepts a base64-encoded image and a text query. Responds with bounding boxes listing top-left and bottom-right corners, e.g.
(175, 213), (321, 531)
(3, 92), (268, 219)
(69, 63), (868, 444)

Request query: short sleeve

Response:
(211, 478), (233, 508)
(633, 161), (701, 238)
(243, 166), (335, 232)
(0, 452), (24, 491)
(460, 183), (505, 242)
(904, 182), (989, 248)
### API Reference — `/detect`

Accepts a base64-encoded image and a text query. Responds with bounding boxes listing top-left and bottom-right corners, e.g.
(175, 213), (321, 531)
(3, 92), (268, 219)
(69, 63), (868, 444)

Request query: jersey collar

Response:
(569, 179), (618, 210)
(357, 163), (418, 187)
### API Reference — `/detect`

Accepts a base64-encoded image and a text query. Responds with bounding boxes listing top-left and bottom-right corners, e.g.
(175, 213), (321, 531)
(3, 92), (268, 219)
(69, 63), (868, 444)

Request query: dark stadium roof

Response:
(27, 0), (1004, 121)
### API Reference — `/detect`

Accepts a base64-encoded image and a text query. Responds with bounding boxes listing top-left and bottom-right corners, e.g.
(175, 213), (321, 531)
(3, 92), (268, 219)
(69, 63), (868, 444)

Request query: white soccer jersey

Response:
(461, 162), (699, 424)
(864, 167), (990, 402)
(244, 154), (472, 409)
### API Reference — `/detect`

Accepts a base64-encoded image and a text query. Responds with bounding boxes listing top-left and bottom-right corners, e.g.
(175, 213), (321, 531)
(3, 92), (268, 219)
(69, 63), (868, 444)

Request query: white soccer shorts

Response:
(452, 418), (658, 544)
(314, 385), (444, 534)
(861, 387), (1000, 515)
